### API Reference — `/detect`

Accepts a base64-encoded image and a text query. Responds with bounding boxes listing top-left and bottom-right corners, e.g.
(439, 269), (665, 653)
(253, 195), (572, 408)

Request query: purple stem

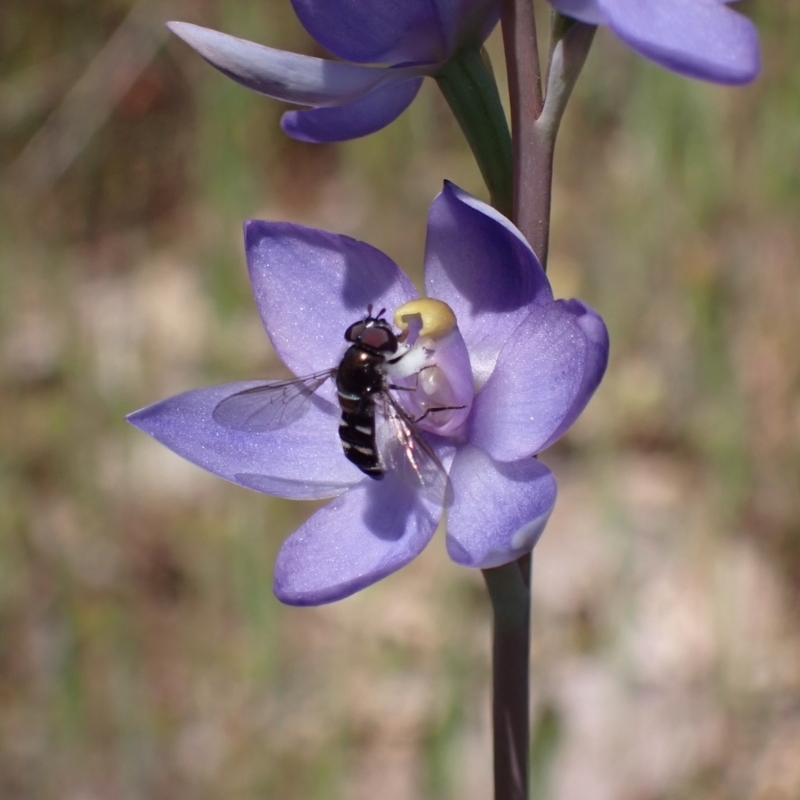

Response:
(501, 0), (552, 268)
(482, 556), (532, 800)
(482, 2), (548, 798)
(488, 7), (595, 798)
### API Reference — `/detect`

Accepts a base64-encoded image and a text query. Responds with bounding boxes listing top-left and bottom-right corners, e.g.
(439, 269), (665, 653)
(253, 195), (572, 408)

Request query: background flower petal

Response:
(290, 0), (447, 64)
(424, 182), (553, 387)
(446, 445), (557, 568)
(599, 0), (760, 84)
(469, 299), (609, 461)
(438, 0), (502, 55)
(128, 382), (363, 500)
(245, 221), (418, 377)
(281, 77), (423, 143)
(273, 470), (441, 605)
(548, 0), (606, 25)
(167, 22), (411, 105)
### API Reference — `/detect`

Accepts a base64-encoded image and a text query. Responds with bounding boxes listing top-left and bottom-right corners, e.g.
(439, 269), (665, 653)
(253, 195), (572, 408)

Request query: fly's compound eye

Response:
(344, 322), (365, 343)
(345, 318), (398, 352)
(359, 325), (397, 352)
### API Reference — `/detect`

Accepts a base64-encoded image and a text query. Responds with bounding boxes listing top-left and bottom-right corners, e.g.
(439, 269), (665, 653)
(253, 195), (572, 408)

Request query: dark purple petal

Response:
(437, 0), (502, 55)
(127, 382), (363, 500)
(469, 299), (609, 461)
(291, 0), (447, 64)
(550, 0), (760, 84)
(281, 77), (423, 143)
(167, 22), (419, 106)
(547, 0), (605, 25)
(273, 469), (442, 605)
(446, 445), (556, 568)
(424, 182), (553, 386)
(245, 221), (417, 378)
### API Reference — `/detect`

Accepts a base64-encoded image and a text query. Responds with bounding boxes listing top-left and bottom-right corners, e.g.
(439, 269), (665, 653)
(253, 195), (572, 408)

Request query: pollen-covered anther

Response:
(393, 299), (457, 340)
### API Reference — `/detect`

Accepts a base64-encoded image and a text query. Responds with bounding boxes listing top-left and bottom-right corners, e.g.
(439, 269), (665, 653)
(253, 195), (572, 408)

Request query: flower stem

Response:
(479, 5), (596, 800)
(501, 4), (596, 268)
(501, 0), (545, 262)
(482, 557), (532, 800)
(436, 48), (514, 218)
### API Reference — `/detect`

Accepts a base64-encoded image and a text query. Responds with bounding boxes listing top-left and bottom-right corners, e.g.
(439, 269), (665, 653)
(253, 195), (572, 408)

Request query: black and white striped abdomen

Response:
(337, 395), (383, 479)
(335, 345), (388, 480)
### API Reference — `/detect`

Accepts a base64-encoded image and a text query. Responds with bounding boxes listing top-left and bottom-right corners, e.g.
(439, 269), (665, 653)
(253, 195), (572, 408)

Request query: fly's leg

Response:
(387, 364), (437, 392)
(388, 367), (466, 419)
(413, 404), (466, 423)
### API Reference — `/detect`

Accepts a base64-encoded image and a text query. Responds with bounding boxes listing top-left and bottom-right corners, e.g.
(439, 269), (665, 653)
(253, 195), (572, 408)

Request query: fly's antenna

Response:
(376, 307), (387, 319)
(366, 303), (373, 317)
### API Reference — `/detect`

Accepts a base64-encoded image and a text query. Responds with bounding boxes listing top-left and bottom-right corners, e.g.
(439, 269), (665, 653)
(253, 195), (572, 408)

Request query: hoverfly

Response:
(212, 307), (461, 501)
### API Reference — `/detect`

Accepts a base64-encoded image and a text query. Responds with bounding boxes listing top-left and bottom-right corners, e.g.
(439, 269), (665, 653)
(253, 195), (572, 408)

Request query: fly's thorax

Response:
(336, 346), (386, 400)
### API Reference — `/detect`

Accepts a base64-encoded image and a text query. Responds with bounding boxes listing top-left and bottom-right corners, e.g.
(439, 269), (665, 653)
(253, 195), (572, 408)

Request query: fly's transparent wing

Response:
(212, 370), (336, 431)
(379, 392), (452, 507)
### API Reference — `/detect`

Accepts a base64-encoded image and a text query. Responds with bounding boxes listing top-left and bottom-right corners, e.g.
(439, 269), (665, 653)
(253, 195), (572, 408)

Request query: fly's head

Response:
(344, 307), (398, 355)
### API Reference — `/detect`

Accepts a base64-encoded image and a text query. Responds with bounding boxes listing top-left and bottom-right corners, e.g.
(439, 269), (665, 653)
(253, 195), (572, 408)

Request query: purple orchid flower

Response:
(550, 0), (760, 84)
(167, 0), (499, 143)
(128, 182), (608, 606)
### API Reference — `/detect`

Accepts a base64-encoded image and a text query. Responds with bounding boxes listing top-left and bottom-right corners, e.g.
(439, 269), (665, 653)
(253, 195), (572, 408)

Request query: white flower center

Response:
(385, 299), (467, 435)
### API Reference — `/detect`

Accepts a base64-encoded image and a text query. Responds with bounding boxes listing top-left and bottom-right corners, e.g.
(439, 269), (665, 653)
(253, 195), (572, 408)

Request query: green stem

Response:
(435, 48), (514, 217)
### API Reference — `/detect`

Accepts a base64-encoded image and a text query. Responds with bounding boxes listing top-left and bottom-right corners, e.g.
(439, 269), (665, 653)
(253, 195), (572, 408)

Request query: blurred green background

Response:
(1, 1), (799, 798)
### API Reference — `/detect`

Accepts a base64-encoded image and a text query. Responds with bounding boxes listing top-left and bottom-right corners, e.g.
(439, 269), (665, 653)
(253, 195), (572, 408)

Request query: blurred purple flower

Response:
(550, 0), (760, 84)
(128, 183), (608, 605)
(167, 0), (499, 143)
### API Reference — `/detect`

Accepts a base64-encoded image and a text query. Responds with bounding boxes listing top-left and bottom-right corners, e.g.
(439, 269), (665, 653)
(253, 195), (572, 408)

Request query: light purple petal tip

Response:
(290, 0), (447, 65)
(447, 445), (557, 568)
(469, 299), (609, 461)
(273, 470), (442, 605)
(424, 182), (553, 378)
(550, 0), (760, 84)
(602, 0), (760, 85)
(167, 21), (403, 106)
(281, 77), (423, 143)
(127, 382), (363, 500)
(244, 220), (417, 378)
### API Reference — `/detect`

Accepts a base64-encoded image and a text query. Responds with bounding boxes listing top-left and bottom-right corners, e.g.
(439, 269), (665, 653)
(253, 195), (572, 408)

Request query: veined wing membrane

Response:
(213, 370), (336, 431)
(380, 392), (452, 507)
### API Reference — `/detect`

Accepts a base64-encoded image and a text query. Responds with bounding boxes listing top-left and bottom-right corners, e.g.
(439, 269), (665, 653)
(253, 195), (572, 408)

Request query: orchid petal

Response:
(424, 182), (553, 387)
(469, 299), (609, 461)
(281, 77), (423, 143)
(436, 0), (502, 55)
(290, 0), (447, 65)
(245, 221), (417, 377)
(167, 22), (417, 106)
(547, 0), (605, 25)
(549, 0), (760, 84)
(600, 0), (760, 84)
(128, 382), (363, 500)
(446, 445), (556, 568)
(273, 469), (441, 605)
